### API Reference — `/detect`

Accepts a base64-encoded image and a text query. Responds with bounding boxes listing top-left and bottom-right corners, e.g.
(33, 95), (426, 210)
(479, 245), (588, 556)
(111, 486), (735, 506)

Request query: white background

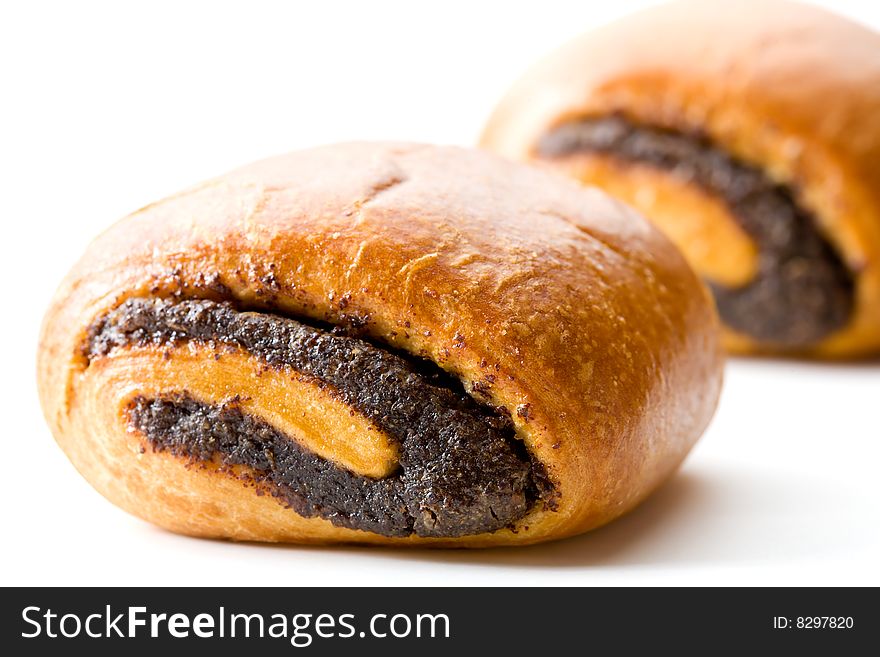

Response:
(2, 0), (878, 586)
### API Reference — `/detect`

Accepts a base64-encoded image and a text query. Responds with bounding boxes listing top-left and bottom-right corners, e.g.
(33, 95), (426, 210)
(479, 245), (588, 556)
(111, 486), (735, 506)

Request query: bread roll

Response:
(38, 142), (722, 546)
(481, 0), (880, 357)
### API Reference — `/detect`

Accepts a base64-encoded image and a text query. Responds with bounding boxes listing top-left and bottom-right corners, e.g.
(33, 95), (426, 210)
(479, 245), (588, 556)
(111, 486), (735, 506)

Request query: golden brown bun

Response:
(38, 142), (722, 547)
(481, 0), (880, 357)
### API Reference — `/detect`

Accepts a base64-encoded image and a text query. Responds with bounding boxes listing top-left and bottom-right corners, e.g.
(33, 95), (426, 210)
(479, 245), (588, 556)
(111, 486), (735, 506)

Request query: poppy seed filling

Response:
(537, 115), (854, 348)
(86, 297), (550, 538)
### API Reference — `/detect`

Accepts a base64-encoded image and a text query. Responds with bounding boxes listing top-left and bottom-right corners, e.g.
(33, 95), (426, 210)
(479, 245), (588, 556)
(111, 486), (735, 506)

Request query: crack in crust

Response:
(87, 297), (552, 538)
(538, 115), (855, 348)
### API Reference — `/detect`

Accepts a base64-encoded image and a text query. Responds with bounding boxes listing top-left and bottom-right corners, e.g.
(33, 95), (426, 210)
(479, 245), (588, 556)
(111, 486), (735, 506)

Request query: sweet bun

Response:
(38, 142), (722, 546)
(481, 0), (880, 357)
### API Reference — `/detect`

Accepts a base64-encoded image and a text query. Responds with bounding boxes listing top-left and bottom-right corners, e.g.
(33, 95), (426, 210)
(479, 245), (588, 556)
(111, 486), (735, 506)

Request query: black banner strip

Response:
(2, 587), (875, 655)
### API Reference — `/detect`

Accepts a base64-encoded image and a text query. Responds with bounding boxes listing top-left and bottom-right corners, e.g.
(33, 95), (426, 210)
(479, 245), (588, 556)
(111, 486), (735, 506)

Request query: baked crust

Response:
(38, 142), (722, 546)
(480, 0), (880, 357)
